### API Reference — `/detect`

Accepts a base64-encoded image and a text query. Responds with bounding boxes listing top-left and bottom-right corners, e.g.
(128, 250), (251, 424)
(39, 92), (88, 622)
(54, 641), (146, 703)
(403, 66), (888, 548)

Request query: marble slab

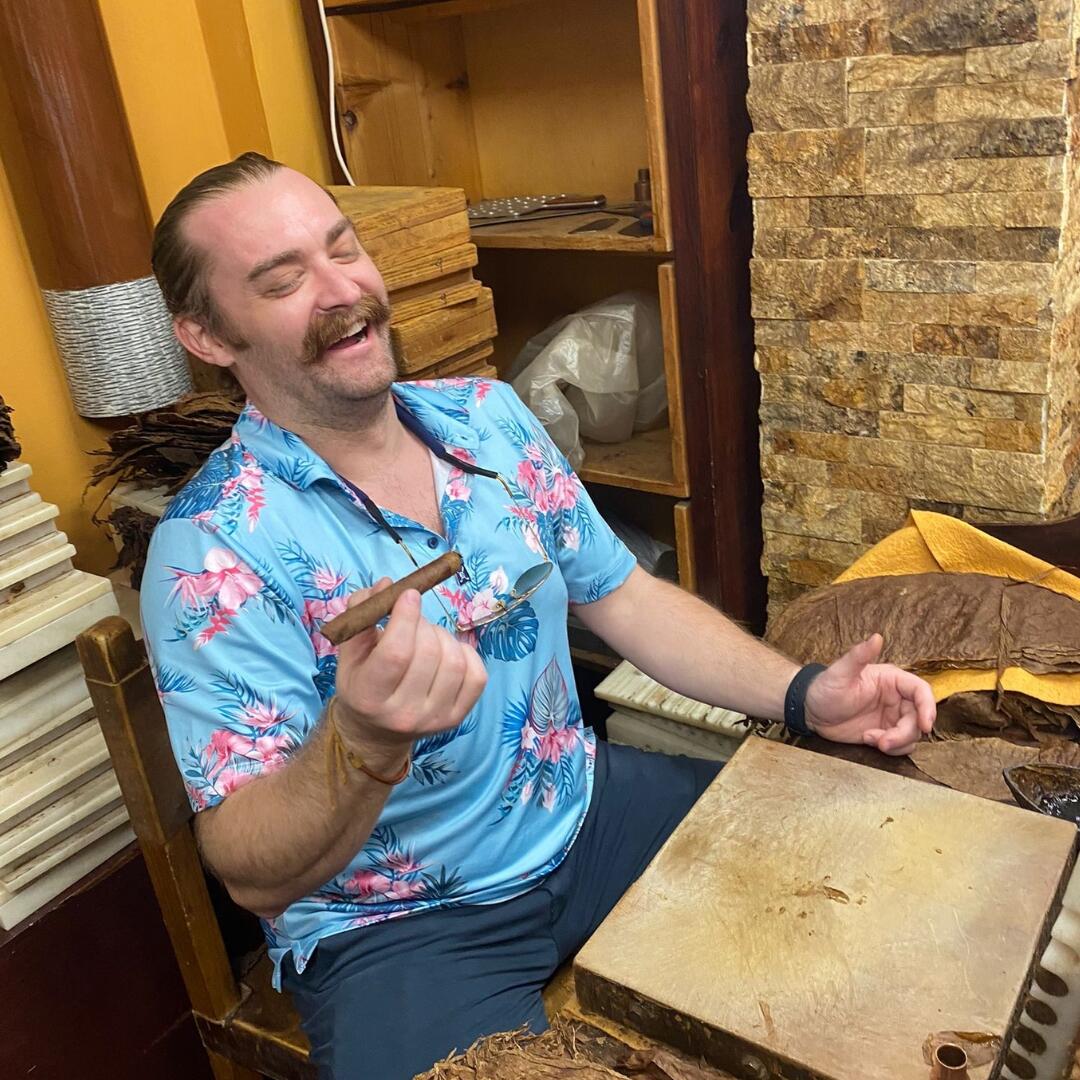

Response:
(110, 576), (143, 640)
(607, 707), (745, 762)
(0, 573), (118, 680)
(0, 769), (122, 873)
(596, 661), (747, 737)
(0, 719), (111, 836)
(0, 492), (59, 559)
(0, 532), (75, 604)
(0, 801), (128, 893)
(0, 462), (31, 506)
(0, 644), (93, 769)
(108, 481), (171, 519)
(0, 822), (133, 930)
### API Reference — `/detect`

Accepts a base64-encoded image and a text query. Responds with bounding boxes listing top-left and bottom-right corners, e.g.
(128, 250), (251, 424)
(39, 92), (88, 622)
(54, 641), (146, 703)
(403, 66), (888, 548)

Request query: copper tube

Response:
(321, 552), (463, 646)
(930, 1042), (969, 1080)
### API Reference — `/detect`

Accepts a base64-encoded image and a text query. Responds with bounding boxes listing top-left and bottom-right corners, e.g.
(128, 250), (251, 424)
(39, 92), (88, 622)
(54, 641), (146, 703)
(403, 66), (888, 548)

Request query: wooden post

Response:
(657, 0), (766, 632)
(0, 0), (192, 414)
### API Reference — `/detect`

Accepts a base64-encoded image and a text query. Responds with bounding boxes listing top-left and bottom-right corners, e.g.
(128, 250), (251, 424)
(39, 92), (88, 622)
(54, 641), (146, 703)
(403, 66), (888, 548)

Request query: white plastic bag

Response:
(509, 292), (667, 469)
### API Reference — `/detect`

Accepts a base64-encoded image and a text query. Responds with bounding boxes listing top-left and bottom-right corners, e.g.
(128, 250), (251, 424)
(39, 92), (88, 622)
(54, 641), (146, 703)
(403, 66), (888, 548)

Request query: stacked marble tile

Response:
(0, 460), (131, 930)
(595, 661), (748, 763)
(746, 0), (1080, 618)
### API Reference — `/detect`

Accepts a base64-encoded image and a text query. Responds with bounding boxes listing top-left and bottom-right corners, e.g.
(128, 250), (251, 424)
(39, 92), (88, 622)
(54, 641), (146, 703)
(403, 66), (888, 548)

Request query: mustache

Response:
(302, 295), (391, 363)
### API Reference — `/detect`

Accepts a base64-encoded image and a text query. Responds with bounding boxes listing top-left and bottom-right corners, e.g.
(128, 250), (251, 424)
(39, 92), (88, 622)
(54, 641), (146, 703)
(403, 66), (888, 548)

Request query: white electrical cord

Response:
(317, 1), (357, 186)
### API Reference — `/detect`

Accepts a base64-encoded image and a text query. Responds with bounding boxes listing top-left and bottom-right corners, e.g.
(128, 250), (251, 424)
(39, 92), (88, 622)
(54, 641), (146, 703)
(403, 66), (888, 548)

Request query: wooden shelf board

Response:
(472, 213), (671, 255)
(570, 647), (619, 673)
(578, 428), (689, 497)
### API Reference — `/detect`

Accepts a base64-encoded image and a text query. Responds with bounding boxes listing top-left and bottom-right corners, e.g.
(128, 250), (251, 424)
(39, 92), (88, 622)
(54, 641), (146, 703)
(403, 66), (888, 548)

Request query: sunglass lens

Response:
(512, 561), (553, 598)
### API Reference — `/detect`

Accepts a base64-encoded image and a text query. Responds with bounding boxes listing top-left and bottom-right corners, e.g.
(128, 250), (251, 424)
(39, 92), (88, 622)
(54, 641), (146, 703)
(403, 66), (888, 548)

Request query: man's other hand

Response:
(804, 634), (936, 756)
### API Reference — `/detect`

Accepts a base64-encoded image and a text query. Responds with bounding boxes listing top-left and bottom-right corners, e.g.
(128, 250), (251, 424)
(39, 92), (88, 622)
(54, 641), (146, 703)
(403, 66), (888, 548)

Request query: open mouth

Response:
(326, 319), (371, 352)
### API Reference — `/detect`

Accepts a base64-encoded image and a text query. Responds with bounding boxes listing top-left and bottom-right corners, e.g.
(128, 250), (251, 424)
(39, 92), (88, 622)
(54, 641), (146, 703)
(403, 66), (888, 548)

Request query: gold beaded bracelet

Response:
(326, 697), (412, 789)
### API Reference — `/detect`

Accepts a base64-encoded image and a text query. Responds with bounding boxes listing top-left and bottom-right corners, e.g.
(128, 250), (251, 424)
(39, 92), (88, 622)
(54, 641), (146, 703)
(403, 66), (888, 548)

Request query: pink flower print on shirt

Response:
(168, 547), (265, 648)
(312, 566), (348, 594)
(172, 548), (263, 612)
(517, 457), (545, 501)
(219, 448), (266, 531)
(302, 594), (349, 657)
(549, 472), (580, 513)
(446, 474), (471, 503)
(344, 869), (394, 901)
(202, 728), (294, 778)
(499, 659), (581, 816)
(240, 699), (295, 730)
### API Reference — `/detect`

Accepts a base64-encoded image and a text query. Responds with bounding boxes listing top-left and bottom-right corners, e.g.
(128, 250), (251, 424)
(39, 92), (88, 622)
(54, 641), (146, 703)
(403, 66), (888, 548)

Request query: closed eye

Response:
(265, 276), (302, 296)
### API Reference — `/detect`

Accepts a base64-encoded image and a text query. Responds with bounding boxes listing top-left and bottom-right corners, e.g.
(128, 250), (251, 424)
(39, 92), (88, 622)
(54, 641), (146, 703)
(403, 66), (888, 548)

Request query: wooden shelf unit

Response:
(302, 0), (765, 626)
(472, 212), (670, 255)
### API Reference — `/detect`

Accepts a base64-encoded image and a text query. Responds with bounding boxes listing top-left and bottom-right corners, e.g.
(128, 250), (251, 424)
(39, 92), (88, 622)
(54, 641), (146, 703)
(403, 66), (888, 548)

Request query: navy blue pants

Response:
(283, 741), (722, 1080)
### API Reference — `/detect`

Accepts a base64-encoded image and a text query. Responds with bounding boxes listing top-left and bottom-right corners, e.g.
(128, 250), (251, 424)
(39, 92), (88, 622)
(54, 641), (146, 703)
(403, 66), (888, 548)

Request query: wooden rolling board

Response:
(596, 660), (746, 738)
(392, 288), (496, 373)
(390, 269), (482, 324)
(575, 737), (1077, 1080)
(382, 242), (477, 294)
(607, 709), (743, 762)
(332, 186), (470, 267)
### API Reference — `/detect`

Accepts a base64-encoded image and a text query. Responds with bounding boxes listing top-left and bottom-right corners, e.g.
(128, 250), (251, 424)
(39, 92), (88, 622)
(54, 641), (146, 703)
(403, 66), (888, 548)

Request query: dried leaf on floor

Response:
(910, 737), (1080, 801)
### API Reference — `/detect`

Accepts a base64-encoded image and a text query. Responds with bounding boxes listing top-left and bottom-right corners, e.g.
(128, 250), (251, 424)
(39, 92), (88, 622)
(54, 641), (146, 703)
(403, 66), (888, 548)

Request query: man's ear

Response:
(174, 316), (235, 369)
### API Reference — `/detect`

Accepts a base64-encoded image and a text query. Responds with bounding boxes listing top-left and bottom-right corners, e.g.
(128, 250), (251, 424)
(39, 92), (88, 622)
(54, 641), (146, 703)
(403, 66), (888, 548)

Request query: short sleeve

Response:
(494, 383), (637, 605)
(140, 519), (324, 812)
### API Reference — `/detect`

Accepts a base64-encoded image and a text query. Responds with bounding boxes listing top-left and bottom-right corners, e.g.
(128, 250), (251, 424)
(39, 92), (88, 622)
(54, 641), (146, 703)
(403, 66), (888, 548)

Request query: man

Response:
(142, 152), (936, 1080)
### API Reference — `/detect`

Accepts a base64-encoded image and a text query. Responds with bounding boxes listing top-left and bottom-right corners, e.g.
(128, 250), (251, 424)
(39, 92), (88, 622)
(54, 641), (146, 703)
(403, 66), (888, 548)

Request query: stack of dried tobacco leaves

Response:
(89, 390), (243, 495)
(419, 1018), (727, 1080)
(0, 393), (20, 467)
(767, 569), (1080, 801)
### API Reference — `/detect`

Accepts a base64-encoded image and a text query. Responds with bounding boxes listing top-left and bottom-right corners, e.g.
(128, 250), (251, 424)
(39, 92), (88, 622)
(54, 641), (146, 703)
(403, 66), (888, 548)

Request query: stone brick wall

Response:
(747, 0), (1080, 619)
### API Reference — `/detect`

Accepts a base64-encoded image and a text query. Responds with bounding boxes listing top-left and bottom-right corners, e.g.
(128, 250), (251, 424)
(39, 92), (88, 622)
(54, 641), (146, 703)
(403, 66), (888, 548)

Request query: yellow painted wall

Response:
(242, 0), (332, 184)
(1, 1), (330, 575)
(0, 160), (116, 573)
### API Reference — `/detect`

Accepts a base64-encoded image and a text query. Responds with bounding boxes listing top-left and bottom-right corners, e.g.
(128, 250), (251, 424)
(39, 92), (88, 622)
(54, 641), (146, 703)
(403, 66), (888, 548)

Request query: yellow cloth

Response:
(835, 510), (1080, 706)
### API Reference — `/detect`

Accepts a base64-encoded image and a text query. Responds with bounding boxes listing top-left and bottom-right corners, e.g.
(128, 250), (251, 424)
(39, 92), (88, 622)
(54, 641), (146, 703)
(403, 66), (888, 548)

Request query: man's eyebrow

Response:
(327, 217), (354, 245)
(246, 218), (356, 284)
(247, 249), (302, 283)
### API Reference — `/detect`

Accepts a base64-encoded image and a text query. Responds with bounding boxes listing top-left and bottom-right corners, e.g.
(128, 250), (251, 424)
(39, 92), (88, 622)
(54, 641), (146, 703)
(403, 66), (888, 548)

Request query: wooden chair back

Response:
(77, 615), (313, 1080)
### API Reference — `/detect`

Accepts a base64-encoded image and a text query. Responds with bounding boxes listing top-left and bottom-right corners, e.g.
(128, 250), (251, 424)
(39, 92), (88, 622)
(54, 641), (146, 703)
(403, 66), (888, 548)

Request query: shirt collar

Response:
(232, 381), (482, 496)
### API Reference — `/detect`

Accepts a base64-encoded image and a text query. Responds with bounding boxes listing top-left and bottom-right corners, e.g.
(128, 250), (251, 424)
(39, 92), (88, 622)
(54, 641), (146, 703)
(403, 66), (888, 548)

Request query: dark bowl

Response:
(1003, 763), (1080, 824)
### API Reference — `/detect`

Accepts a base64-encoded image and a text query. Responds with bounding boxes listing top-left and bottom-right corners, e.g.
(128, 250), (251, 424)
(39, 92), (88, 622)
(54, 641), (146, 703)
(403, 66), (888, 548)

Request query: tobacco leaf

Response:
(419, 1020), (733, 1080)
(106, 506), (158, 589)
(620, 1048), (721, 1079)
(767, 572), (1080, 675)
(87, 390), (243, 494)
(935, 691), (1079, 744)
(910, 737), (1080, 801)
(0, 393), (20, 468)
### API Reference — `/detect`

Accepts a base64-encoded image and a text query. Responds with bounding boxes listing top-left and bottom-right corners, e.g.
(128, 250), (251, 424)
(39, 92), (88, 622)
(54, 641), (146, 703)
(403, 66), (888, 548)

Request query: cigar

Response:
(321, 551), (463, 646)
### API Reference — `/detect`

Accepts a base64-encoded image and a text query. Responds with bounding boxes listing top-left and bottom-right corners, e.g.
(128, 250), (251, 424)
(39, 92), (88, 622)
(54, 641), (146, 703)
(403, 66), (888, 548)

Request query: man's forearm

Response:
(195, 705), (406, 918)
(575, 567), (799, 720)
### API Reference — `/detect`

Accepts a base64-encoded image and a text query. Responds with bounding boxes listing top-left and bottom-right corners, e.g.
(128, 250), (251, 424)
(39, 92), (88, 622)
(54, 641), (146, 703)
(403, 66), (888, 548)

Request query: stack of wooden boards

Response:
(596, 660), (748, 762)
(0, 460), (131, 930)
(333, 185), (497, 381)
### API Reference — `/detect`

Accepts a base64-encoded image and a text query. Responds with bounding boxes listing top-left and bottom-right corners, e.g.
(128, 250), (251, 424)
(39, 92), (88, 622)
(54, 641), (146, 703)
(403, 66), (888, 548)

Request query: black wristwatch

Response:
(784, 663), (827, 736)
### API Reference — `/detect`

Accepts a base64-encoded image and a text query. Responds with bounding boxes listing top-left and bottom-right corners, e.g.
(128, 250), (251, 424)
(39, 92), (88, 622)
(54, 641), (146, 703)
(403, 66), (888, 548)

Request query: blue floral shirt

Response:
(140, 377), (636, 986)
